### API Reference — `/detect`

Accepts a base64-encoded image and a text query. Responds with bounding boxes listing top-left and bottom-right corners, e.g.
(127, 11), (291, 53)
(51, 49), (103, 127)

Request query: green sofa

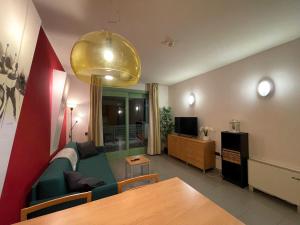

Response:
(28, 142), (118, 218)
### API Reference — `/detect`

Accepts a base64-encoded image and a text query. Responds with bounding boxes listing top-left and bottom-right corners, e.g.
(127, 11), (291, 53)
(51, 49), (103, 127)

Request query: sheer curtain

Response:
(146, 83), (161, 155)
(88, 76), (103, 146)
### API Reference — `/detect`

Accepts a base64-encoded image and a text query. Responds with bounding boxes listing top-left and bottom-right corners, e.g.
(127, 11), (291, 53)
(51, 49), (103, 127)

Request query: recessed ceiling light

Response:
(105, 75), (114, 80)
(161, 36), (176, 47)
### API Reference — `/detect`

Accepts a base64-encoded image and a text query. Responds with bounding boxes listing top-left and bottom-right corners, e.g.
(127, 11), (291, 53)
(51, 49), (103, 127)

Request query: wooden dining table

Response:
(15, 177), (245, 225)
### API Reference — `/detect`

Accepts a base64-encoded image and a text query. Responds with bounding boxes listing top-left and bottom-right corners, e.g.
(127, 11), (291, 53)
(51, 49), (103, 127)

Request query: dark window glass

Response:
(129, 98), (148, 148)
(102, 96), (126, 151)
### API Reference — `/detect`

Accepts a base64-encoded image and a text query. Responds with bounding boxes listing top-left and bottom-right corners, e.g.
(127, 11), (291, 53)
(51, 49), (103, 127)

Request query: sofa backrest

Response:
(65, 142), (79, 158)
(35, 158), (73, 200)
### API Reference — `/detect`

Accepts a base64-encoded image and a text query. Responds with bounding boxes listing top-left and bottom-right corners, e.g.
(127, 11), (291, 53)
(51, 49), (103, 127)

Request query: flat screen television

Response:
(174, 117), (198, 137)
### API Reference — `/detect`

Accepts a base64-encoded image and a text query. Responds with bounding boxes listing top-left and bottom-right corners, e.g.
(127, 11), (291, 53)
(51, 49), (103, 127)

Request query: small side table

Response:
(125, 155), (150, 178)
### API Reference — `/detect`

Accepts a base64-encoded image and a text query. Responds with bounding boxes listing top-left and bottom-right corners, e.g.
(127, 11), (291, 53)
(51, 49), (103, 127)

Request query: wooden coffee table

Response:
(125, 155), (150, 178)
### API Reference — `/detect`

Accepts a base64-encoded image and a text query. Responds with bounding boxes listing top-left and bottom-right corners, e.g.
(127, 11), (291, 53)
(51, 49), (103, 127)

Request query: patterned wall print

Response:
(0, 0), (41, 196)
(0, 42), (26, 122)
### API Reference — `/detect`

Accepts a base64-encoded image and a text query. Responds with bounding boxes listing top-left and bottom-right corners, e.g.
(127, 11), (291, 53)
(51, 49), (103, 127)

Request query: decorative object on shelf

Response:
(160, 106), (174, 153)
(188, 93), (195, 105)
(70, 31), (141, 87)
(200, 126), (213, 140)
(229, 119), (240, 133)
(67, 101), (78, 141)
(257, 79), (274, 97)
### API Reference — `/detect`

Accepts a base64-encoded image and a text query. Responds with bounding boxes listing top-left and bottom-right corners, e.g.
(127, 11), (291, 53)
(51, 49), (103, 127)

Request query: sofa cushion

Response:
(77, 153), (118, 200)
(77, 153), (115, 184)
(64, 171), (105, 192)
(37, 158), (72, 200)
(77, 141), (98, 159)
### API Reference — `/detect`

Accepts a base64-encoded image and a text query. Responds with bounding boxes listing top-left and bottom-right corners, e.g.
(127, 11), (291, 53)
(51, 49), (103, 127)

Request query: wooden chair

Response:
(20, 191), (92, 221)
(117, 173), (160, 193)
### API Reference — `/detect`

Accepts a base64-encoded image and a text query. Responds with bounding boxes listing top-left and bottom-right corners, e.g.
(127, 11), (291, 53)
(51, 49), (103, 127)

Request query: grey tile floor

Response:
(108, 154), (300, 225)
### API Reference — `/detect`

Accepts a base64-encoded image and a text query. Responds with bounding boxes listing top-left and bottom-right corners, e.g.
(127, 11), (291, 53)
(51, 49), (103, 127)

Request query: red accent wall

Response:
(0, 28), (67, 225)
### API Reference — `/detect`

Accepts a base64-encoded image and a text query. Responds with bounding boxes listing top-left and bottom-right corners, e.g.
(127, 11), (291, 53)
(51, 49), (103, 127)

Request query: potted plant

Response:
(160, 106), (174, 153)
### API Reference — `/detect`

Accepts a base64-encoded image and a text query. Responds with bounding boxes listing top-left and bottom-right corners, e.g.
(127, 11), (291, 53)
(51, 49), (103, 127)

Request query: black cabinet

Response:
(221, 131), (249, 188)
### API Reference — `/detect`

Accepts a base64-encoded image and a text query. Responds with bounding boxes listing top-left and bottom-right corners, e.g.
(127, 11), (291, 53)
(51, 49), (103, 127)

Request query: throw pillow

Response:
(64, 171), (105, 192)
(64, 171), (85, 192)
(76, 141), (98, 159)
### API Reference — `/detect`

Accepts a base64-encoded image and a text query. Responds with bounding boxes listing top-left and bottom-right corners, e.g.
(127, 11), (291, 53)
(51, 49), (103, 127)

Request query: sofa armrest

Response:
(29, 181), (39, 202)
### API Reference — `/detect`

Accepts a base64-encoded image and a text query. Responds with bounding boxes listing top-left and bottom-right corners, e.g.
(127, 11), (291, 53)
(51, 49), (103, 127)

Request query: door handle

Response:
(291, 177), (300, 181)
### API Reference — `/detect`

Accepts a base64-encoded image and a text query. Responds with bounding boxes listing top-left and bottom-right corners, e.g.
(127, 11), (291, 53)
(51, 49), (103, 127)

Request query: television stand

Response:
(168, 134), (215, 173)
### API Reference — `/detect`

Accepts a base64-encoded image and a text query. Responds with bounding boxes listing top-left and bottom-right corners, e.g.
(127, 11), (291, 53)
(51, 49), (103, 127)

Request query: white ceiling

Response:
(33, 0), (300, 85)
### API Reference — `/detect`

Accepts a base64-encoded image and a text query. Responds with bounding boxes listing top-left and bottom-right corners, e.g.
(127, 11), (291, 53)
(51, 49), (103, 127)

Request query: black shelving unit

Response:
(221, 131), (249, 188)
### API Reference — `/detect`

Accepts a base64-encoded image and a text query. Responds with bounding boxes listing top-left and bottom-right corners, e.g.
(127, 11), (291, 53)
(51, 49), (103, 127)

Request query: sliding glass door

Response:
(102, 96), (126, 151)
(129, 98), (147, 149)
(102, 88), (148, 152)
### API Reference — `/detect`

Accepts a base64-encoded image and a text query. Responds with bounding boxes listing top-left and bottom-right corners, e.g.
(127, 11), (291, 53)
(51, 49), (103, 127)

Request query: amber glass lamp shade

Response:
(70, 31), (141, 87)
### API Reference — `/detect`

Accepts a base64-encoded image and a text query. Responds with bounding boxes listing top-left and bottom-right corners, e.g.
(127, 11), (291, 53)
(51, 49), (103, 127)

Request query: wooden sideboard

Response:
(168, 134), (215, 173)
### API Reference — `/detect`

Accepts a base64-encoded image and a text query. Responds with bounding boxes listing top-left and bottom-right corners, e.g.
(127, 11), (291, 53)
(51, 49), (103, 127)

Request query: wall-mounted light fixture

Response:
(188, 93), (195, 105)
(257, 79), (274, 97)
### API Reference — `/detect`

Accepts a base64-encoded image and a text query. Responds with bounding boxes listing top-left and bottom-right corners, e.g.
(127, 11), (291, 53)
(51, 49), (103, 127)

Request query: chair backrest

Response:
(117, 173), (160, 193)
(20, 191), (92, 221)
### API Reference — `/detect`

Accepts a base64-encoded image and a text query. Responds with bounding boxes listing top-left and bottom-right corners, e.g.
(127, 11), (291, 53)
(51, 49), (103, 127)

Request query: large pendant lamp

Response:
(70, 31), (141, 87)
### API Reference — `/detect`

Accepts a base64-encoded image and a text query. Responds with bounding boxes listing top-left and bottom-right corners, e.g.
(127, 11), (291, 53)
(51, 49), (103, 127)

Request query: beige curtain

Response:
(88, 76), (103, 146)
(147, 83), (161, 155)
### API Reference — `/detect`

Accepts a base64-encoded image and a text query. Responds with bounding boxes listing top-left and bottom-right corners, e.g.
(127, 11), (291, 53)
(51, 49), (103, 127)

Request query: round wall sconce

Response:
(257, 79), (274, 97)
(188, 93), (195, 105)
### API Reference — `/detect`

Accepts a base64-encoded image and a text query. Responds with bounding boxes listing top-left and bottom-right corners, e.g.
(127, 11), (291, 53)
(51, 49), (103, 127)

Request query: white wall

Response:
(67, 78), (169, 142)
(169, 38), (300, 170)
(158, 85), (169, 108)
(66, 75), (90, 143)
